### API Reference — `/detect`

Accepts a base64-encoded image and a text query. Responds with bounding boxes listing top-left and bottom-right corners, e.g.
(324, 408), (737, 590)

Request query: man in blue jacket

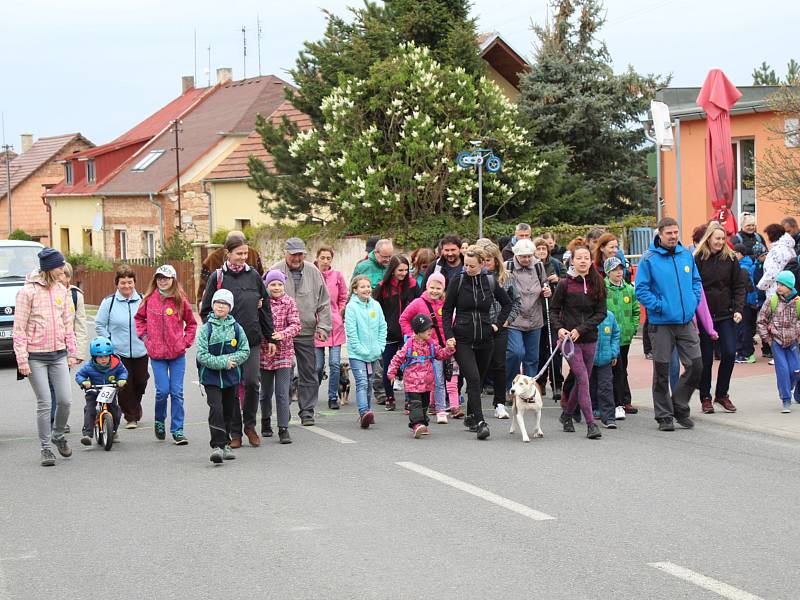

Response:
(635, 217), (702, 431)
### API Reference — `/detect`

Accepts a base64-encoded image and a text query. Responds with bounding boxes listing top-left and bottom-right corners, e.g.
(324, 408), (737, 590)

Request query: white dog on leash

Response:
(508, 374), (544, 442)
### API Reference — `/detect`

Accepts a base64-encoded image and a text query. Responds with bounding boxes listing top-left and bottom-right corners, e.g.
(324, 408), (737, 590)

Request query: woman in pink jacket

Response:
(314, 246), (348, 410)
(135, 265), (197, 445)
(13, 248), (78, 467)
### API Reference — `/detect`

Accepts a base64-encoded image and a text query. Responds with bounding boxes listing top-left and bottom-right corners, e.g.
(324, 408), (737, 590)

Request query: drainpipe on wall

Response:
(201, 179), (213, 239)
(41, 191), (53, 246)
(147, 193), (165, 250)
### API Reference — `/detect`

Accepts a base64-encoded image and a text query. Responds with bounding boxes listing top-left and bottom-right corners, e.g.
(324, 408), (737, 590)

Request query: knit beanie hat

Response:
(264, 269), (287, 285)
(211, 289), (234, 310)
(38, 248), (65, 272)
(512, 238), (535, 256)
(411, 313), (433, 334)
(776, 270), (796, 291)
(426, 272), (446, 289)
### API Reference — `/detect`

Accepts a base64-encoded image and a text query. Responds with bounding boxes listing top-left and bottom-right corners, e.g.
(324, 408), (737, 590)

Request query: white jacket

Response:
(758, 233), (797, 297)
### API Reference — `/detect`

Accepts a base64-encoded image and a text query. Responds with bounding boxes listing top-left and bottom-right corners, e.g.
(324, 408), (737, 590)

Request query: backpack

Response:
(505, 259), (547, 291)
(396, 339), (436, 381)
(769, 294), (800, 318)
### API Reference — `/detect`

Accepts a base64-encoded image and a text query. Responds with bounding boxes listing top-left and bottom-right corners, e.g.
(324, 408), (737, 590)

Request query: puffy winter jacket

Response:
(695, 251), (746, 322)
(75, 354), (128, 387)
(95, 290), (147, 359)
(13, 271), (77, 370)
(605, 278), (640, 347)
(260, 293), (301, 370)
(442, 273), (512, 347)
(386, 336), (454, 393)
(351, 251), (387, 287)
(549, 270), (607, 344)
(758, 233), (797, 298)
(134, 292), (197, 361)
(373, 279), (419, 343)
(400, 292), (445, 342)
(593, 312), (620, 367)
(738, 256), (760, 308)
(635, 237), (701, 325)
(345, 295), (387, 363)
(196, 315), (250, 388)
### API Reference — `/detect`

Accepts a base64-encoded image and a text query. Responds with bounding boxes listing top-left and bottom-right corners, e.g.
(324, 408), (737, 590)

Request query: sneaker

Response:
(278, 427), (292, 444)
(300, 417), (315, 426)
(734, 356), (747, 364)
(261, 418), (273, 438)
(701, 397), (715, 414)
(172, 430), (188, 445)
(450, 407), (465, 419)
(676, 416), (695, 429)
(714, 395), (737, 413)
(602, 420), (617, 429)
(222, 445), (236, 460)
(80, 435), (92, 446)
(587, 422), (602, 439)
(560, 412), (575, 433)
(385, 400), (396, 412)
(40, 448), (56, 467)
(552, 387), (562, 400)
(328, 399), (340, 410)
(360, 410), (375, 429)
(769, 359), (775, 366)
(412, 424), (428, 439)
(244, 426), (261, 446)
(51, 436), (72, 457)
(615, 406), (626, 420)
(658, 418), (675, 431)
(64, 424), (71, 434)
(746, 354), (756, 364)
(464, 414), (475, 430)
(645, 353), (653, 360)
(782, 402), (791, 414)
(210, 448), (224, 464)
(436, 412), (448, 425)
(154, 421), (166, 441)
(592, 408), (600, 419)
(125, 421), (138, 429)
(494, 404), (510, 419)
(476, 421), (490, 440)
(623, 403), (638, 414)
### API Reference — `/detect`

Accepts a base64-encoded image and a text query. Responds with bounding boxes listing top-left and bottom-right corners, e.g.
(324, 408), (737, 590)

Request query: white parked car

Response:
(0, 240), (44, 356)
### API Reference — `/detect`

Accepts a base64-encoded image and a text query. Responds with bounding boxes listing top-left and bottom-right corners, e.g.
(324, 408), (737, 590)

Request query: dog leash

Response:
(532, 336), (574, 381)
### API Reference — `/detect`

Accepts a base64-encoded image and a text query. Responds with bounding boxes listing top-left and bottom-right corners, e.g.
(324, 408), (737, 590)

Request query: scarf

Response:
(226, 260), (246, 273)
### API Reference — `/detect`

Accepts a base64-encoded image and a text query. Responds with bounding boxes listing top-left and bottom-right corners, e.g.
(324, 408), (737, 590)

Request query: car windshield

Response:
(0, 246), (40, 278)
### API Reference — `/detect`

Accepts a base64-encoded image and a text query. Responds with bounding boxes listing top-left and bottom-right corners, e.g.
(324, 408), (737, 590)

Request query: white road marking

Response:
(0, 551), (37, 562)
(396, 461), (555, 521)
(647, 562), (766, 600)
(301, 425), (356, 444)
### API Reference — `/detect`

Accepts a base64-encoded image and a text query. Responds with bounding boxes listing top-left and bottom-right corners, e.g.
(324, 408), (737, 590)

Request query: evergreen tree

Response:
(752, 61), (779, 86)
(517, 0), (668, 221)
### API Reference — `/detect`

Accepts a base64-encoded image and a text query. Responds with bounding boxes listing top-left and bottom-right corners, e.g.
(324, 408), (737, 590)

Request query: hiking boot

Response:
(229, 436), (242, 449)
(701, 397), (715, 414)
(80, 435), (92, 446)
(360, 410), (375, 429)
(244, 426), (261, 446)
(278, 427), (292, 444)
(328, 399), (340, 410)
(172, 430), (188, 445)
(385, 400), (396, 411)
(715, 395), (737, 413)
(476, 421), (490, 440)
(261, 418), (273, 438)
(40, 448), (56, 467)
(51, 436), (72, 457)
(658, 418), (675, 431)
(560, 412), (575, 433)
(587, 422), (602, 439)
(676, 416), (695, 429)
(223, 445), (236, 460)
(154, 421), (166, 441)
(210, 448), (224, 464)
(300, 417), (315, 426)
(623, 403), (638, 414)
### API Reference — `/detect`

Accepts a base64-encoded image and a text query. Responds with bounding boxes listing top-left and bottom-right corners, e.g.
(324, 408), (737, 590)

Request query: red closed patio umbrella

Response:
(696, 69), (742, 237)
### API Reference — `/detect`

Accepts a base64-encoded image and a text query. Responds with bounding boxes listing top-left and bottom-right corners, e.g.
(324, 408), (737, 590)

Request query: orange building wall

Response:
(660, 111), (797, 244)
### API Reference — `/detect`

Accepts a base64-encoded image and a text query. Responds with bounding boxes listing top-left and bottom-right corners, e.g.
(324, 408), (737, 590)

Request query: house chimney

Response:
(20, 134), (33, 154)
(181, 76), (195, 93)
(216, 67), (233, 85)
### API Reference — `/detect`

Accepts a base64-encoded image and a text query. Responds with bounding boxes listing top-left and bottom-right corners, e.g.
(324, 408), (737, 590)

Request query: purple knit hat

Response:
(264, 269), (287, 285)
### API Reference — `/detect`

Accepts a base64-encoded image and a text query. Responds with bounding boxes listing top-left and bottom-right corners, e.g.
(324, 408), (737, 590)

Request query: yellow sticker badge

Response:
(370, 310), (376, 318)
(684, 265), (690, 273)
(412, 351), (418, 357)
(166, 308), (174, 316)
(109, 375), (116, 382)
(437, 308), (443, 316)
(604, 326), (611, 334)
(623, 296), (630, 304)
(231, 338), (238, 347)
(55, 297), (63, 305)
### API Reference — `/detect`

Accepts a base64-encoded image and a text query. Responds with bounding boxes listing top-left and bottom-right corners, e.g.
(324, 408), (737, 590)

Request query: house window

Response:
(143, 231), (156, 258)
(131, 150), (165, 172)
(785, 118), (800, 148)
(732, 138), (756, 217)
(235, 219), (251, 231)
(82, 229), (93, 254)
(114, 229), (128, 260)
(60, 228), (70, 254)
(87, 159), (96, 183)
(64, 162), (73, 185)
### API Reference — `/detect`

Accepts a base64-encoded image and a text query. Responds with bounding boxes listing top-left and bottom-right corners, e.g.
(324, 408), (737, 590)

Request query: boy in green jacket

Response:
(604, 257), (641, 419)
(197, 289), (250, 464)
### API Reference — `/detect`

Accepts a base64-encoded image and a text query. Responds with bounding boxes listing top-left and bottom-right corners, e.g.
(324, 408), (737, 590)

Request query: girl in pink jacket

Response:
(314, 246), (348, 410)
(135, 265), (197, 445)
(399, 272), (461, 422)
(387, 313), (455, 438)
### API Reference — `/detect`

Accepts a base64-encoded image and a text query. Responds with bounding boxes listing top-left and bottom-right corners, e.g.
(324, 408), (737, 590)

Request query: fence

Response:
(77, 260), (196, 306)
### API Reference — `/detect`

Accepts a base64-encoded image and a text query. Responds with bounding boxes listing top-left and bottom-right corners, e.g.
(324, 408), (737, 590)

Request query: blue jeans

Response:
(432, 359), (446, 412)
(506, 328), (541, 390)
(151, 355), (186, 433)
(772, 342), (800, 405)
(350, 358), (375, 416)
(315, 346), (342, 401)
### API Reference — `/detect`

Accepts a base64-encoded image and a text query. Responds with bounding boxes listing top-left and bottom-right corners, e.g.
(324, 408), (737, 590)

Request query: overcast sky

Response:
(3, 0), (798, 147)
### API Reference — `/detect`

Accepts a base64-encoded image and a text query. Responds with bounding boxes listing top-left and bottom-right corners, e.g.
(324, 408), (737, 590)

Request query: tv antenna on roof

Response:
(241, 25), (247, 78)
(256, 15), (262, 76)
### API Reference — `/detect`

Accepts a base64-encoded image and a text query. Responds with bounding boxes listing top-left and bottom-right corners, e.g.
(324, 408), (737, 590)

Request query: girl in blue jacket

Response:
(590, 312), (620, 428)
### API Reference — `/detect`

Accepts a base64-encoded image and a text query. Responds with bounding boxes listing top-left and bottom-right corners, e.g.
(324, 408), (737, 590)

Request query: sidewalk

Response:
(626, 338), (800, 441)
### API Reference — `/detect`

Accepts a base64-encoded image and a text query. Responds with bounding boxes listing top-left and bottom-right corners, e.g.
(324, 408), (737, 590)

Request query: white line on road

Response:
(647, 562), (766, 600)
(302, 425), (356, 444)
(396, 461), (555, 521)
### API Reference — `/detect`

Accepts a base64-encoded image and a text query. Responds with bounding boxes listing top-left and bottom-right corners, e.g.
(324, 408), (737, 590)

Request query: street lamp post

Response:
(455, 141), (502, 240)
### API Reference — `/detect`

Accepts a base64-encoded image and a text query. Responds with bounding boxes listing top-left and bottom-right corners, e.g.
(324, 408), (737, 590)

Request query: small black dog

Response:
(338, 362), (351, 405)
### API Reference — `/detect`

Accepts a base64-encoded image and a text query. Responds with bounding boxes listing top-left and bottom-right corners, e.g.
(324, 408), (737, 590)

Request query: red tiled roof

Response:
(205, 100), (312, 181)
(0, 134), (93, 199)
(99, 75), (293, 194)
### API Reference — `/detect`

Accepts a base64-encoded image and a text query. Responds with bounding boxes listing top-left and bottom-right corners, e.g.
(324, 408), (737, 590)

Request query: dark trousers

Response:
(455, 343), (494, 424)
(642, 316), (652, 355)
(486, 328), (508, 407)
(118, 356), (150, 423)
(589, 363), (614, 423)
(293, 335), (319, 419)
(83, 393), (121, 436)
(206, 385), (236, 449)
(407, 391), (431, 428)
(612, 344), (632, 407)
(650, 322), (702, 421)
(536, 323), (563, 392)
(231, 345), (260, 438)
(736, 306), (757, 359)
(381, 341), (402, 401)
(700, 317), (737, 399)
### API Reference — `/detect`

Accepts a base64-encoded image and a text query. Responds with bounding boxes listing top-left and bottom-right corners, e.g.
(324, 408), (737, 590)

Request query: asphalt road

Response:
(1, 344), (799, 600)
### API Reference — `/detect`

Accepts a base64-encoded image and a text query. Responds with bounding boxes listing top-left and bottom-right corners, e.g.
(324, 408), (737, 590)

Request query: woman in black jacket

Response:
(443, 246), (512, 440)
(373, 255), (420, 411)
(550, 243), (607, 439)
(694, 221), (746, 414)
(200, 235), (275, 448)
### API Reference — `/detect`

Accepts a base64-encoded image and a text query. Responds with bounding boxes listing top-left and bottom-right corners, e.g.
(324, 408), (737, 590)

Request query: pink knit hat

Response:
(426, 272), (446, 289)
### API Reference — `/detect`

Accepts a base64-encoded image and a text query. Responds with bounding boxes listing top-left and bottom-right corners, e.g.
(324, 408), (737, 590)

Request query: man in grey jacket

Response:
(272, 238), (332, 425)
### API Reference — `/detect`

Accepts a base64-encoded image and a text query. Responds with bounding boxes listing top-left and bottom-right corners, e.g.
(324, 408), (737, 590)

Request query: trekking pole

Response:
(544, 295), (557, 402)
